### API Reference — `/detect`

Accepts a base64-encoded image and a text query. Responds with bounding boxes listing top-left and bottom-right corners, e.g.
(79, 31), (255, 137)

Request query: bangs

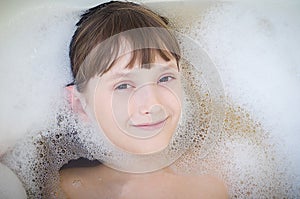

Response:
(96, 27), (181, 76)
(125, 48), (177, 70)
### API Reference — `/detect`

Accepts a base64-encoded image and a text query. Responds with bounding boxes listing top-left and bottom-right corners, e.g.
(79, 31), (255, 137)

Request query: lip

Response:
(132, 118), (168, 130)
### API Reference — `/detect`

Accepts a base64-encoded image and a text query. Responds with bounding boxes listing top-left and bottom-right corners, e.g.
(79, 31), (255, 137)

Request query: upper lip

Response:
(132, 118), (168, 127)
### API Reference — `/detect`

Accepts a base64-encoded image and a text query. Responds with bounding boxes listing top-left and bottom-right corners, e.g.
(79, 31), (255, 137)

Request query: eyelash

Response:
(114, 75), (176, 90)
(158, 75), (175, 83)
(115, 83), (134, 90)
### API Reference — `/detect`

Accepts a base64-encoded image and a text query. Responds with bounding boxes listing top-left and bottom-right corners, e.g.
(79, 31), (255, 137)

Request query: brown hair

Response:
(69, 1), (181, 92)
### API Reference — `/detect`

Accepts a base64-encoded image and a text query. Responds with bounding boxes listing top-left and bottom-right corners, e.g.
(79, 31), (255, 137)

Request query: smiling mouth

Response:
(132, 118), (168, 130)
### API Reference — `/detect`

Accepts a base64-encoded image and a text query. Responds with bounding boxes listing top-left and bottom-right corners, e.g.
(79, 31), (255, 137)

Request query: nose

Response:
(130, 83), (162, 115)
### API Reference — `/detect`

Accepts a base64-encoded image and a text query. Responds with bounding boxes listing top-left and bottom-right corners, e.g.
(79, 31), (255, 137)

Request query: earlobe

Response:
(65, 85), (88, 118)
(65, 85), (79, 110)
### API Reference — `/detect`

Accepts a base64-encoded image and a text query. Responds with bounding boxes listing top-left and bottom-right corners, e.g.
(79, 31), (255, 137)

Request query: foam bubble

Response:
(0, 4), (78, 154)
(166, 1), (300, 197)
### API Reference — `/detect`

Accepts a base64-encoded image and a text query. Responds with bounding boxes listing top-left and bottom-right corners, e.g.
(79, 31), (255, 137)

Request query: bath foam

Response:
(0, 4), (78, 155)
(171, 99), (298, 197)
(0, 4), (84, 197)
(165, 2), (300, 198)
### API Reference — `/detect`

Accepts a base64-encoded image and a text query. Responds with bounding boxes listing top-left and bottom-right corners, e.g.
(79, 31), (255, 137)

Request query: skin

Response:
(60, 164), (228, 199)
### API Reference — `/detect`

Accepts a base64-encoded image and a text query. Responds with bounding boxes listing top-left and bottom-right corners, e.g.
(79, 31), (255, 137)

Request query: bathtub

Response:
(0, 0), (300, 198)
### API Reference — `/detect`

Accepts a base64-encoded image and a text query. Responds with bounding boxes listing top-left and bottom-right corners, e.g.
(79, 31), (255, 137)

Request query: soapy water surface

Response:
(0, 1), (300, 198)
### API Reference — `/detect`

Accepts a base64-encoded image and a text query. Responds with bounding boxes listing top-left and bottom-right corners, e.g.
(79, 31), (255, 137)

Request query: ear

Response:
(65, 85), (89, 120)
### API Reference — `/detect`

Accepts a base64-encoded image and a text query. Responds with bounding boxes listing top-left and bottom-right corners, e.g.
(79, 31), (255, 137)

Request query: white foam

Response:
(193, 1), (300, 174)
(180, 1), (300, 196)
(0, 4), (78, 154)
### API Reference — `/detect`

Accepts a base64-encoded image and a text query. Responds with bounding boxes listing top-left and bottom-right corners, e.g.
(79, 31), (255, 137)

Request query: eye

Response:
(158, 76), (175, 83)
(115, 83), (133, 90)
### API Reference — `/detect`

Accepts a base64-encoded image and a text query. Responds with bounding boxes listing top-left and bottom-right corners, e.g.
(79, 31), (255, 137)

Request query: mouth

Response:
(132, 117), (168, 130)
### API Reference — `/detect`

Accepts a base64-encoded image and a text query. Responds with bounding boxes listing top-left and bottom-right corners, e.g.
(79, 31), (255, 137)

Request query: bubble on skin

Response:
(72, 179), (82, 188)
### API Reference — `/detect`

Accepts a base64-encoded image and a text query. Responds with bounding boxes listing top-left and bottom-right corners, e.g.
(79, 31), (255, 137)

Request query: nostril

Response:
(139, 106), (151, 115)
(139, 104), (162, 115)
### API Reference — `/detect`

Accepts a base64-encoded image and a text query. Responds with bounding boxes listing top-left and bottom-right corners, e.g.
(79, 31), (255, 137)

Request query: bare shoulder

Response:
(59, 165), (126, 199)
(59, 166), (102, 199)
(193, 174), (228, 199)
(59, 166), (83, 187)
(59, 167), (86, 199)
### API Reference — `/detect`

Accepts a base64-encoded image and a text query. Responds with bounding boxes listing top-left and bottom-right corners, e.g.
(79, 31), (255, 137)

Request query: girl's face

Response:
(82, 51), (182, 154)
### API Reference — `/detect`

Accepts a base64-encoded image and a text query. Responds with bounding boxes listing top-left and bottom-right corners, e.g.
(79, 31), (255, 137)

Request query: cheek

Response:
(159, 83), (182, 115)
(112, 92), (131, 124)
(93, 89), (115, 125)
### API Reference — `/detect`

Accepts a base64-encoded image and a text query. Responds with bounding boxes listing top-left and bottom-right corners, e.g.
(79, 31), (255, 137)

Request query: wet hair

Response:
(69, 1), (181, 92)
